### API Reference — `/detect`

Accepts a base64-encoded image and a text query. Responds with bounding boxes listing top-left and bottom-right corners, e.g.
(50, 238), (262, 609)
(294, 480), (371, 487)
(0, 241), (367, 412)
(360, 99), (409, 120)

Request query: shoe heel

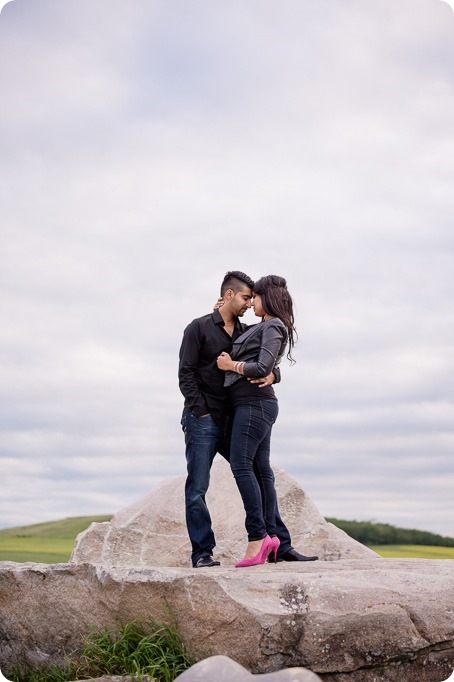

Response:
(271, 536), (280, 562)
(261, 535), (273, 564)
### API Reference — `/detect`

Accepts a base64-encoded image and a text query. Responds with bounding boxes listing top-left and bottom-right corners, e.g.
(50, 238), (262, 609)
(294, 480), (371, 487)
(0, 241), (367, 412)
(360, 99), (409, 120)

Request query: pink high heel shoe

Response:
(235, 535), (280, 567)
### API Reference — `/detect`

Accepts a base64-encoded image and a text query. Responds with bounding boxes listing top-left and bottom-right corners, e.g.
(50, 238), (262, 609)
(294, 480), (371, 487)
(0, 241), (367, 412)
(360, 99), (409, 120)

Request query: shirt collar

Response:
(212, 308), (242, 330)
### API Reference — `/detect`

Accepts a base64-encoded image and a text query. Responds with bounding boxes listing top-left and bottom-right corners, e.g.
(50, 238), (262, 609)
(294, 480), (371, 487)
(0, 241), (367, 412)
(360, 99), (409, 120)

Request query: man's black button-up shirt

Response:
(178, 309), (245, 425)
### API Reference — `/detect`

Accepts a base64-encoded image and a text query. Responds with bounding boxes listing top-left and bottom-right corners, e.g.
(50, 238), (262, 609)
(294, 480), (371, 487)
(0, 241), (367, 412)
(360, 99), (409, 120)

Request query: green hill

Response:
(1, 515), (453, 564)
(326, 517), (454, 548)
(0, 516), (112, 563)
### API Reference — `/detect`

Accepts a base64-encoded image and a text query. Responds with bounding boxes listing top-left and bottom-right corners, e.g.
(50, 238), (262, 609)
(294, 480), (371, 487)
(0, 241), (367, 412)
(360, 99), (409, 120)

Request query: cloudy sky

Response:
(1, 0), (453, 538)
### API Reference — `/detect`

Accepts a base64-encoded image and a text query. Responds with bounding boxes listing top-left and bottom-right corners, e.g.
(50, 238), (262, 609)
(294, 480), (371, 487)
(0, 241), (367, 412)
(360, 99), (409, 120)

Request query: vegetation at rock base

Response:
(326, 518), (454, 548)
(6, 618), (196, 682)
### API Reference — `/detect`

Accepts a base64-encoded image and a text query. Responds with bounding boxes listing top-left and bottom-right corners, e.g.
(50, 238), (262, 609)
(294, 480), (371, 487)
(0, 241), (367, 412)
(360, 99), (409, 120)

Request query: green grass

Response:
(0, 516), (112, 564)
(5, 618), (196, 682)
(2, 516), (454, 565)
(370, 545), (454, 559)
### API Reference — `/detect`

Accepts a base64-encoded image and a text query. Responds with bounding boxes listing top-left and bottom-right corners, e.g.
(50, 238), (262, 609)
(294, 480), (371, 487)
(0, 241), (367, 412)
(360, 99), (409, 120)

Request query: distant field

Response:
(1, 517), (454, 564)
(370, 545), (454, 559)
(0, 516), (112, 564)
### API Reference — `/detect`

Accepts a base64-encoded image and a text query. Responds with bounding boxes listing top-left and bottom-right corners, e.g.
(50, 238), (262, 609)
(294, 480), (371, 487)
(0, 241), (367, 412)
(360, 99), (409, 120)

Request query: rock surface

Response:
(70, 459), (376, 567)
(0, 558), (452, 681)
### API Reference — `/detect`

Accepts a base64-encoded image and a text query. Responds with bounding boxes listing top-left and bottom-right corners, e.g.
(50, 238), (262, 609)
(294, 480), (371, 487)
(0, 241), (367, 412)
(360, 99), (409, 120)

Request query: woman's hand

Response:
(217, 351), (233, 371)
(213, 297), (224, 311)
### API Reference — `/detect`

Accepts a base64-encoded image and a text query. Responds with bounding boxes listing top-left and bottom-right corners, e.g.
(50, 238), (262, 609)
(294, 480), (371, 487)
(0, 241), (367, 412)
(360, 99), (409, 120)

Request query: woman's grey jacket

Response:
(224, 318), (288, 388)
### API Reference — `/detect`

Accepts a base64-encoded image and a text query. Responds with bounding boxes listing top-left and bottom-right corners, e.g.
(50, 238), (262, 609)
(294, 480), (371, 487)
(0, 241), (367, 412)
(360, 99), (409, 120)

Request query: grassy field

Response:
(370, 545), (454, 559)
(1, 517), (453, 563)
(0, 516), (112, 563)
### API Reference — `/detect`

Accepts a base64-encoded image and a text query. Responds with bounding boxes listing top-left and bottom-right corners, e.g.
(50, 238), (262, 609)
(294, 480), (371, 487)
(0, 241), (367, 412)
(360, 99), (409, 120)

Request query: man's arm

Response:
(178, 321), (210, 417)
(248, 366), (281, 387)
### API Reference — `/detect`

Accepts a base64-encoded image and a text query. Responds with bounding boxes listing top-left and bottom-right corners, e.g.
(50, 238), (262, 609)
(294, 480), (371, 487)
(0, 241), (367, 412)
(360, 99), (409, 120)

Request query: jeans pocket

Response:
(260, 400), (279, 425)
(181, 411), (190, 432)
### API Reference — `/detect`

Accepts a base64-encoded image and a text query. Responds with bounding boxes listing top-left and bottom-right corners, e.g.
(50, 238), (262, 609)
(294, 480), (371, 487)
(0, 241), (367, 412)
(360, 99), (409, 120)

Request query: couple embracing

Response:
(179, 271), (318, 568)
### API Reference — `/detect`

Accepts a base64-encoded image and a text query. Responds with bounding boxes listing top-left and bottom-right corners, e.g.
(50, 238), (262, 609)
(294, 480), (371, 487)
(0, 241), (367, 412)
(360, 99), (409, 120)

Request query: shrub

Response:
(7, 617), (196, 682)
(327, 518), (454, 547)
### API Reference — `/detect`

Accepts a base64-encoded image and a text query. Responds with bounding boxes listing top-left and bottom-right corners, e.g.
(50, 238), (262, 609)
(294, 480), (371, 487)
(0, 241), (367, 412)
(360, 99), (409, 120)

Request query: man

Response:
(179, 270), (318, 567)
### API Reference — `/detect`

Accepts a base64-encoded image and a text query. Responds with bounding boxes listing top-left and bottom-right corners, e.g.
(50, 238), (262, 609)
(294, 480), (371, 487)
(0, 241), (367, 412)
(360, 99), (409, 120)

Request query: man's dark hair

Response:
(220, 270), (254, 296)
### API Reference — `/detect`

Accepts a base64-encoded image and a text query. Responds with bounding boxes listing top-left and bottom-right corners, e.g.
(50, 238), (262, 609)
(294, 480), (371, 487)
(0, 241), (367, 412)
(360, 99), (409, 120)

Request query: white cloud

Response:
(0, 0), (453, 538)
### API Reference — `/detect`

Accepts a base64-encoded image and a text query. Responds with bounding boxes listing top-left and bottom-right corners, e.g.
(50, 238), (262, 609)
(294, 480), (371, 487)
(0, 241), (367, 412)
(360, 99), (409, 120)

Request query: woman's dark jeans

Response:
(229, 399), (280, 541)
(182, 405), (291, 565)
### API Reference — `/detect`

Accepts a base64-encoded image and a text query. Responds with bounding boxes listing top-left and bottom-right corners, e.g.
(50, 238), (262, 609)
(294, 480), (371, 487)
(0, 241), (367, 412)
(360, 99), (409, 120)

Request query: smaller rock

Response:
(174, 655), (322, 681)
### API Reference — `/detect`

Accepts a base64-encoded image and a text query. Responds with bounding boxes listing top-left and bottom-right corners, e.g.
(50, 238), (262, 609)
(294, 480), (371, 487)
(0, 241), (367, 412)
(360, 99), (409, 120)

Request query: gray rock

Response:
(174, 655), (322, 680)
(0, 558), (452, 681)
(70, 459), (376, 567)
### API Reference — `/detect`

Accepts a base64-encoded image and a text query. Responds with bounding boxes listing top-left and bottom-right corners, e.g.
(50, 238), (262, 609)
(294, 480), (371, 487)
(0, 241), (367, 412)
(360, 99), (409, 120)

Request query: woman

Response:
(217, 275), (296, 567)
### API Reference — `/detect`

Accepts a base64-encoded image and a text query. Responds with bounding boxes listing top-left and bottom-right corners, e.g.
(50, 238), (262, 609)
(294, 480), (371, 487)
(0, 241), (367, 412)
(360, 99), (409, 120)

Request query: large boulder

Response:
(0, 559), (452, 681)
(70, 459), (376, 567)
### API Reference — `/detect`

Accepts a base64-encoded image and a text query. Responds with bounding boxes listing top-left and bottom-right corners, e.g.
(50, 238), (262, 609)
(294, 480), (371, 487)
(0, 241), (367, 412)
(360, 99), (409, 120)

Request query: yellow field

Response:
(370, 545), (454, 559)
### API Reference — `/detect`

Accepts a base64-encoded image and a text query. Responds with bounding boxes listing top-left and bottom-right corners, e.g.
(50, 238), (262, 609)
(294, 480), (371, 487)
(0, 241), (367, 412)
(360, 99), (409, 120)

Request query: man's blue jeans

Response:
(181, 411), (228, 565)
(229, 399), (280, 541)
(181, 408), (292, 565)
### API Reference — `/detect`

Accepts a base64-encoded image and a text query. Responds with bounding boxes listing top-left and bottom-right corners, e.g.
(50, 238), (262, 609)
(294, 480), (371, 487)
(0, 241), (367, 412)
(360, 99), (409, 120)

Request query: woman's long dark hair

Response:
(253, 275), (297, 364)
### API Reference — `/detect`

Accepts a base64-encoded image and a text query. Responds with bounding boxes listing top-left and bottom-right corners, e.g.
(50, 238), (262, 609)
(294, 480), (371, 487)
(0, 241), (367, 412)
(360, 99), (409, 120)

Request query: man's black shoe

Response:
(193, 555), (221, 568)
(270, 548), (319, 563)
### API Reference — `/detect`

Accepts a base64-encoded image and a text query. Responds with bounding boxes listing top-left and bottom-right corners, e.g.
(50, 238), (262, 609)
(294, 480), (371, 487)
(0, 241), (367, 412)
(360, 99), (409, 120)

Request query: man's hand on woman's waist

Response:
(248, 372), (276, 387)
